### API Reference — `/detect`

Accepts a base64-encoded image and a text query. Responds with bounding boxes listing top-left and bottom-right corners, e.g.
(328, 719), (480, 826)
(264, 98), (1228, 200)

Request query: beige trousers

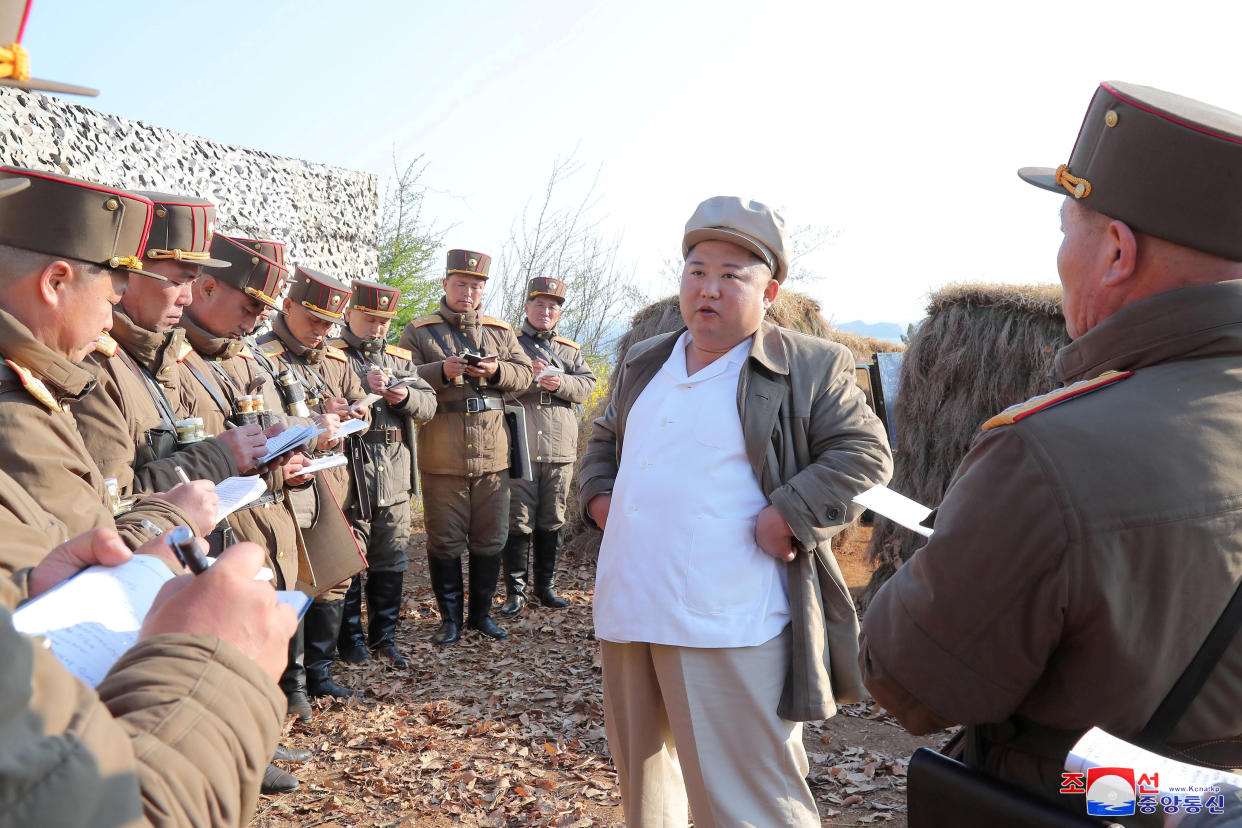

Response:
(600, 627), (818, 828)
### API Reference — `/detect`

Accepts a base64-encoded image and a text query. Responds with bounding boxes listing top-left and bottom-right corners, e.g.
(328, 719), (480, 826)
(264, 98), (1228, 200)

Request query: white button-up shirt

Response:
(593, 332), (790, 647)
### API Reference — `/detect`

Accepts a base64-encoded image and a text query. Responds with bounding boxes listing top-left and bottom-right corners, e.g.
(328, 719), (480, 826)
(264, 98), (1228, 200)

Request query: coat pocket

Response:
(683, 517), (774, 615)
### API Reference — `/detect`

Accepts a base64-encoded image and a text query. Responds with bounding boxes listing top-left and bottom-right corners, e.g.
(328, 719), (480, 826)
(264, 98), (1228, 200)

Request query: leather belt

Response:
(363, 426), (405, 444)
(537, 392), (571, 407)
(239, 490), (280, 511)
(440, 396), (505, 414)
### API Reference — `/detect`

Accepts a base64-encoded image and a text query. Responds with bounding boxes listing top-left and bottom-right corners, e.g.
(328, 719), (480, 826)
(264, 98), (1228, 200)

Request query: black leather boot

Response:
(467, 553), (508, 640)
(499, 532), (530, 616)
(338, 574), (371, 664)
(261, 763), (299, 794)
(532, 529), (569, 608)
(279, 619), (311, 722)
(427, 554), (464, 646)
(366, 570), (410, 666)
(305, 599), (359, 698)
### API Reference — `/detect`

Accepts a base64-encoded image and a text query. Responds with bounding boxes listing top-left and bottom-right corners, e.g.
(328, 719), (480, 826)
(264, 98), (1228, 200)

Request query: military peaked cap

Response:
(289, 266), (351, 322)
(0, 0), (97, 96)
(526, 276), (567, 303)
(0, 166), (156, 274)
(133, 191), (230, 273)
(446, 249), (491, 279)
(208, 234), (289, 308)
(350, 279), (401, 318)
(1020, 81), (1242, 261)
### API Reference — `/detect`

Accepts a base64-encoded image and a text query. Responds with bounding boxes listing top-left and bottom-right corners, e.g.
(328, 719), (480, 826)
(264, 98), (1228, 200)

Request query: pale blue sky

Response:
(24, 0), (1242, 325)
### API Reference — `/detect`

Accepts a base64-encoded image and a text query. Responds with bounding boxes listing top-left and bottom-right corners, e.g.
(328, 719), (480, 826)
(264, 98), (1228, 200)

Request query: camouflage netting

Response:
(0, 86), (378, 281)
(860, 282), (1068, 606)
(564, 290), (904, 561)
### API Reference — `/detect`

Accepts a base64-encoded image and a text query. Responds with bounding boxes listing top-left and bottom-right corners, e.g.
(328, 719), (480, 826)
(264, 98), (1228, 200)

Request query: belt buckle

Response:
(387, 428), (401, 444)
(466, 397), (482, 414)
(539, 391), (552, 406)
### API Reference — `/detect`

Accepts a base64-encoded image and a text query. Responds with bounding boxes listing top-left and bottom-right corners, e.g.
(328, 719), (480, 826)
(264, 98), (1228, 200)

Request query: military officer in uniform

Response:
(398, 249), (533, 644)
(500, 276), (596, 615)
(72, 192), (270, 499)
(333, 280), (436, 667)
(173, 231), (320, 790)
(257, 266), (369, 698)
(0, 167), (215, 551)
(861, 82), (1242, 800)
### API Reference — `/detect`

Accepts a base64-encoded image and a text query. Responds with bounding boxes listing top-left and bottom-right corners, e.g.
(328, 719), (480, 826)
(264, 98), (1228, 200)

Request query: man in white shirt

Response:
(579, 196), (893, 827)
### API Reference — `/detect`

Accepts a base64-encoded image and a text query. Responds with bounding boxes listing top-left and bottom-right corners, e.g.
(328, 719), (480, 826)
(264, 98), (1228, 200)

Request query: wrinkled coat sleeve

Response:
(488, 328), (534, 393)
(390, 373), (437, 422)
(859, 425), (1068, 734)
(552, 348), (596, 405)
(768, 342), (894, 548)
(1, 571), (284, 827)
(576, 361), (625, 529)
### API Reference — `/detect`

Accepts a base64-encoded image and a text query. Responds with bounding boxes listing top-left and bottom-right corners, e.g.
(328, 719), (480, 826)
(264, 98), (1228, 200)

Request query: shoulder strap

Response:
(1138, 577), (1242, 748)
(117, 348), (178, 430)
(184, 356), (234, 415)
(518, 334), (565, 371)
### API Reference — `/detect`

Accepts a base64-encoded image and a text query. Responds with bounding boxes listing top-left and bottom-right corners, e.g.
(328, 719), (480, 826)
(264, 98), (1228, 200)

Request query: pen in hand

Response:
(174, 465), (192, 485)
(166, 525), (209, 575)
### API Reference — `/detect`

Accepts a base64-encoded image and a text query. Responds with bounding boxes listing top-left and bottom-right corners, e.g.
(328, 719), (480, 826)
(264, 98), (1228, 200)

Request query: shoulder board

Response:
(328, 337), (349, 349)
(412, 314), (442, 328)
(981, 370), (1133, 432)
(324, 346), (348, 362)
(553, 335), (581, 351)
(385, 344), (413, 361)
(3, 358), (64, 412)
(175, 340), (194, 363)
(257, 338), (285, 358)
(95, 332), (118, 358)
(482, 316), (511, 330)
(237, 344), (255, 360)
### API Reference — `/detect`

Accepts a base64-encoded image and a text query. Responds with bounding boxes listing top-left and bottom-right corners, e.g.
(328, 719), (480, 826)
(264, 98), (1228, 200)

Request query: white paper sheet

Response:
(298, 454), (347, 475)
(350, 393), (382, 411)
(336, 418), (367, 438)
(12, 555), (174, 687)
(258, 423), (324, 463)
(212, 475), (269, 524)
(1067, 726), (1242, 797)
(853, 485), (934, 537)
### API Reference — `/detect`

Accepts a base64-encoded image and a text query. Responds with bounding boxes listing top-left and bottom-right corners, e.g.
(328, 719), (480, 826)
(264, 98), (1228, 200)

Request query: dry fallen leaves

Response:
(250, 526), (942, 827)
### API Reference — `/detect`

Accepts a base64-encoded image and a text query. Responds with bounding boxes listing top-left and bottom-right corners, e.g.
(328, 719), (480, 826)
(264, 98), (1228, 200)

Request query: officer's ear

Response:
(1103, 219), (1139, 287)
(37, 259), (77, 309)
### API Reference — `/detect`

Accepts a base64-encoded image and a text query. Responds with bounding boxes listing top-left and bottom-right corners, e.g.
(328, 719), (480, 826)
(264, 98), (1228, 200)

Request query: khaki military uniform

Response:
(0, 468), (285, 826)
(398, 300), (532, 558)
(508, 320), (596, 534)
(174, 315), (301, 590)
(256, 315), (369, 538)
(861, 281), (1242, 797)
(72, 308), (238, 498)
(0, 307), (199, 549)
(398, 298), (533, 638)
(334, 329), (436, 572)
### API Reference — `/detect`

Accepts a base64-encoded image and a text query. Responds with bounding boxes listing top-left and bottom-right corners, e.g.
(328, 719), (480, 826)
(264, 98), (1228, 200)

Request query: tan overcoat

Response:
(578, 321), (892, 721)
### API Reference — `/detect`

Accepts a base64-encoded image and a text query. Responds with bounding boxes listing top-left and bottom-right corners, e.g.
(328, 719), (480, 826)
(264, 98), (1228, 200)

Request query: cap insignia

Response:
(468, 257), (478, 268)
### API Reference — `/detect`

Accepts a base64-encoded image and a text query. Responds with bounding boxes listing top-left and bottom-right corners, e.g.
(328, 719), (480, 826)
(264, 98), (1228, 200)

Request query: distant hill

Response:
(836, 320), (906, 343)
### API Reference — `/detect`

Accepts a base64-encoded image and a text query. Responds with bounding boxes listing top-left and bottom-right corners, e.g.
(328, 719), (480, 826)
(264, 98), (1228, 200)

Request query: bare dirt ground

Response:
(251, 524), (948, 827)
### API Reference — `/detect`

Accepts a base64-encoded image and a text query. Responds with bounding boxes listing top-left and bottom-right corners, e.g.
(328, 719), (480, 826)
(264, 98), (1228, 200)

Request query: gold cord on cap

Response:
(147, 248), (211, 262)
(245, 286), (278, 306)
(0, 43), (30, 82)
(301, 300), (343, 320)
(108, 255), (144, 270)
(1055, 164), (1092, 199)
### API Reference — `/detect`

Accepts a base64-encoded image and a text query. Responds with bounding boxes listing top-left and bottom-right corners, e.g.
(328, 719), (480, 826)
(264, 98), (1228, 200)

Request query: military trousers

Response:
(353, 500), (411, 574)
(508, 461), (572, 534)
(422, 471), (509, 561)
